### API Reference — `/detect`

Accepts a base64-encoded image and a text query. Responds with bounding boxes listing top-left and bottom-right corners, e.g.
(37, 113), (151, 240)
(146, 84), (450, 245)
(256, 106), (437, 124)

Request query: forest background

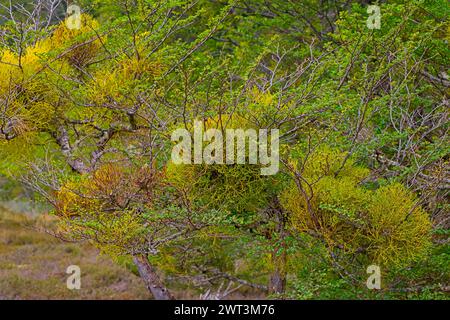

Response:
(0, 0), (448, 300)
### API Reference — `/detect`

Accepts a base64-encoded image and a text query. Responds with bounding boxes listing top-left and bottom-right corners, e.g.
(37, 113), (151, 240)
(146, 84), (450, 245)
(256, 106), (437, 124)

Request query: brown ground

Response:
(0, 208), (151, 300)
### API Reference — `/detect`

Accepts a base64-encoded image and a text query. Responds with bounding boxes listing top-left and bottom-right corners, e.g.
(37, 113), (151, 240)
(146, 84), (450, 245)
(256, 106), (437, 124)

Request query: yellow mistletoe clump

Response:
(50, 14), (103, 68)
(0, 44), (57, 145)
(280, 147), (432, 269)
(121, 55), (163, 80)
(0, 14), (101, 89)
(0, 16), (98, 142)
(244, 86), (293, 126)
(166, 114), (273, 213)
(87, 55), (163, 106)
(250, 86), (274, 107)
(366, 183), (432, 267)
(0, 46), (44, 93)
(53, 164), (162, 257)
(54, 182), (88, 217)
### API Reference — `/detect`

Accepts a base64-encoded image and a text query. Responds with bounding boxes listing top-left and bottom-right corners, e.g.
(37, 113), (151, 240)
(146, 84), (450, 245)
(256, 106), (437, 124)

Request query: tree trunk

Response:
(132, 254), (174, 300)
(268, 197), (287, 296)
(269, 266), (286, 295)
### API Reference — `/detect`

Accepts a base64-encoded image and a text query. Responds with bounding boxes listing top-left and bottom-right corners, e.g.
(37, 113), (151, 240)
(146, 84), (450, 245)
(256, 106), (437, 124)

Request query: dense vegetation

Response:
(0, 0), (448, 299)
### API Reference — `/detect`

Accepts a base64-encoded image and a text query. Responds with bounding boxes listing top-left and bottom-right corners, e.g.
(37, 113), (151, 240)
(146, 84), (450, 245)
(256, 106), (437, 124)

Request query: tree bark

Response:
(268, 197), (287, 296)
(269, 242), (287, 295)
(132, 254), (174, 300)
(269, 266), (286, 295)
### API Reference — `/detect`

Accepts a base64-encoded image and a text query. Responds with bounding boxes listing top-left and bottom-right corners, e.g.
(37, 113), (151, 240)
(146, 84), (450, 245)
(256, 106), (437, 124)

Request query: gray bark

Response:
(132, 255), (174, 300)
